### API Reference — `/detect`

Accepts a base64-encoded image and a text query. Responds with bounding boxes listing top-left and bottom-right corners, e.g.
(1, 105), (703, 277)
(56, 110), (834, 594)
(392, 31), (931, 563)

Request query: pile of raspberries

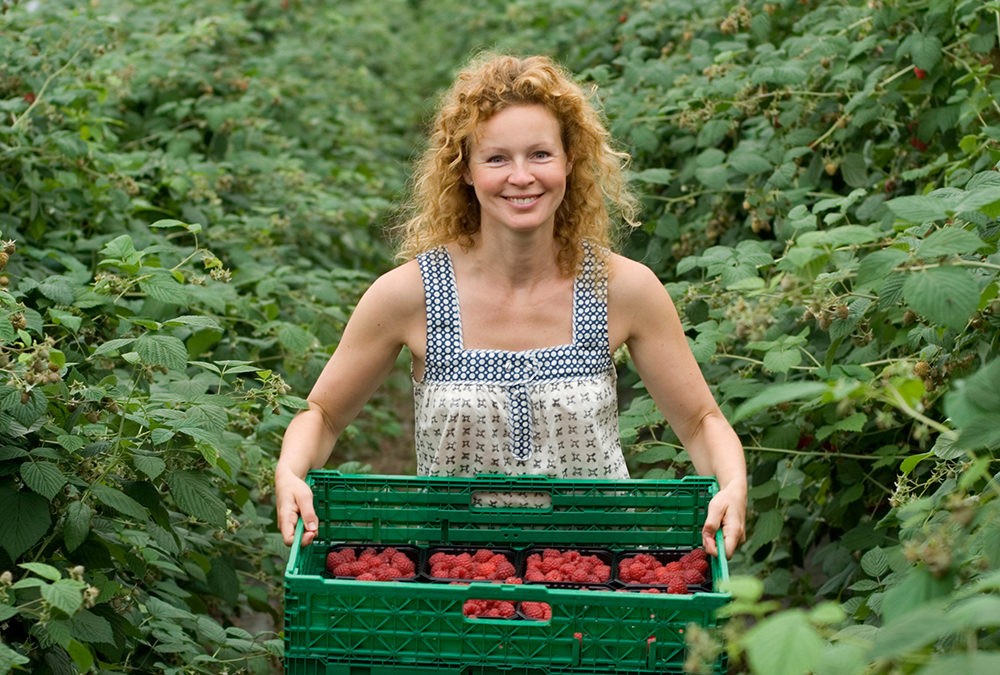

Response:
(325, 546), (416, 581)
(326, 545), (710, 618)
(523, 548), (611, 584)
(617, 548), (709, 594)
(427, 549), (517, 581)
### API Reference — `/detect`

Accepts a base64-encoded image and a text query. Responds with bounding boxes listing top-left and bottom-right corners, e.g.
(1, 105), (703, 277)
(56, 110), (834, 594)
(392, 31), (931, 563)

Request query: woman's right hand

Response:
(275, 468), (319, 547)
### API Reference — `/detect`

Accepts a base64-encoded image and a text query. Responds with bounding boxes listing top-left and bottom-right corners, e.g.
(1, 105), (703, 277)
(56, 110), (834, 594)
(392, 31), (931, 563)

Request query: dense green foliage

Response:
(1, 0), (998, 673)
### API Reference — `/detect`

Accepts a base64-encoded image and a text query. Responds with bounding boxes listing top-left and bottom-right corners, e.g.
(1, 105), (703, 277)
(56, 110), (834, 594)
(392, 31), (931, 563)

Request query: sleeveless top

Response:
(412, 245), (630, 480)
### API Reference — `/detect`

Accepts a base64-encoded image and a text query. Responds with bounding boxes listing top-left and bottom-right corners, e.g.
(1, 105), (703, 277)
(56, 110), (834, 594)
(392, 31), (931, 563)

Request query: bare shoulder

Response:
(607, 253), (669, 308)
(606, 252), (682, 350)
(349, 259), (425, 344)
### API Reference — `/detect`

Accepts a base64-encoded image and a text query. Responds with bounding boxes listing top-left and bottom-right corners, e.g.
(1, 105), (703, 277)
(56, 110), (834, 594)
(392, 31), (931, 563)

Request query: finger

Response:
(296, 488), (318, 547)
(702, 510), (722, 557)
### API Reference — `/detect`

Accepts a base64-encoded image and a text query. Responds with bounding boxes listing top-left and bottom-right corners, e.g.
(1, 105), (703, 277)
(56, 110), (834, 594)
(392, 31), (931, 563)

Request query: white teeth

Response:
(506, 196), (537, 204)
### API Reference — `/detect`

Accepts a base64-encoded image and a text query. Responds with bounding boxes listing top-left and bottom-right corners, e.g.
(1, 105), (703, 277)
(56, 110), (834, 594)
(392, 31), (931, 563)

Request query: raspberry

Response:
(520, 601), (552, 620)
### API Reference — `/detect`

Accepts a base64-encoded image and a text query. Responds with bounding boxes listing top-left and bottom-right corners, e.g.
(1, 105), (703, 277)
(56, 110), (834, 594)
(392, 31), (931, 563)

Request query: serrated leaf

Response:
(856, 248), (909, 289)
(886, 195), (949, 223)
(0, 642), (30, 670)
(0, 484), (51, 560)
(861, 546), (889, 577)
(18, 562), (62, 581)
(763, 349), (802, 374)
(134, 333), (188, 371)
(21, 460), (67, 500)
(743, 610), (824, 675)
(63, 500), (92, 552)
(133, 453), (166, 479)
(91, 483), (149, 520)
(732, 382), (828, 422)
(165, 471), (227, 527)
(276, 323), (316, 354)
(91, 337), (136, 357)
(728, 151), (772, 175)
(902, 266), (979, 330)
(906, 33), (943, 71)
(139, 271), (190, 306)
(69, 609), (115, 645)
(42, 578), (87, 616)
(162, 315), (222, 331)
(65, 638), (94, 672)
(917, 227), (986, 258)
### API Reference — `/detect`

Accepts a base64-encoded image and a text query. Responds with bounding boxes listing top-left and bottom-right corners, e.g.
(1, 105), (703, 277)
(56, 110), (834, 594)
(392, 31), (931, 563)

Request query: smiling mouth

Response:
(504, 195), (540, 205)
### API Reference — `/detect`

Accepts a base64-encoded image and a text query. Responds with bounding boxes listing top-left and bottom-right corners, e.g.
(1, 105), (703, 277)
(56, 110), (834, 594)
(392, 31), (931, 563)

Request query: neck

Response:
(465, 231), (563, 289)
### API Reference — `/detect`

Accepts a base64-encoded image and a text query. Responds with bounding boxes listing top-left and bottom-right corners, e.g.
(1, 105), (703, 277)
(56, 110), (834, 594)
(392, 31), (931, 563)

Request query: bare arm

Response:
(274, 262), (424, 545)
(610, 256), (747, 557)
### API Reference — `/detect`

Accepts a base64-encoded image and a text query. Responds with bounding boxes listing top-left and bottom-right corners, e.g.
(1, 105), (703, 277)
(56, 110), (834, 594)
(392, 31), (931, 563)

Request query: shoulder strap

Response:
(572, 243), (610, 351)
(417, 247), (463, 364)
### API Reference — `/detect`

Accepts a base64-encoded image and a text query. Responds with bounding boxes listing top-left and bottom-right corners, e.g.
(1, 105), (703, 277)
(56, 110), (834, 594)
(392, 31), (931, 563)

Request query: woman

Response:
(275, 53), (747, 558)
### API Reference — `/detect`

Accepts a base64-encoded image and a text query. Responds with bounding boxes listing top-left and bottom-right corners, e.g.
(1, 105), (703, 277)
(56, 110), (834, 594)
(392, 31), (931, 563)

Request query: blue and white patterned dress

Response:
(412, 244), (630, 481)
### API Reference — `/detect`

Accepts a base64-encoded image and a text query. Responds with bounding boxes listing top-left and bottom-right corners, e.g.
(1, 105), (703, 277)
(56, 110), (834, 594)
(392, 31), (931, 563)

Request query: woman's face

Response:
(464, 104), (572, 238)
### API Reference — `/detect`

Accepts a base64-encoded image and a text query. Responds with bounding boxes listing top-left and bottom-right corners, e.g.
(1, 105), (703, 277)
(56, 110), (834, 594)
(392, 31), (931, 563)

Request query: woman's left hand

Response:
(701, 483), (747, 559)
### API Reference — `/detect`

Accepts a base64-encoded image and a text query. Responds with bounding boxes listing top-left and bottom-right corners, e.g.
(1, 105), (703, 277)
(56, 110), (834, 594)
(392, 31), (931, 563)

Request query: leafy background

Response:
(1, 0), (998, 673)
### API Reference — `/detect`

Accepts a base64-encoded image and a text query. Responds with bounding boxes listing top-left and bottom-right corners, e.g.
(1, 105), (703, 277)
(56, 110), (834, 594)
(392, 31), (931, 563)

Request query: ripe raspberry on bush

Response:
(427, 549), (516, 580)
(524, 548), (610, 584)
(617, 548), (708, 594)
(325, 546), (416, 580)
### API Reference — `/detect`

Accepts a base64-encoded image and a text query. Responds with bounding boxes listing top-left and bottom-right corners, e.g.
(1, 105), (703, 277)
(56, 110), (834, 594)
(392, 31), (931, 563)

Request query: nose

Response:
(507, 160), (535, 186)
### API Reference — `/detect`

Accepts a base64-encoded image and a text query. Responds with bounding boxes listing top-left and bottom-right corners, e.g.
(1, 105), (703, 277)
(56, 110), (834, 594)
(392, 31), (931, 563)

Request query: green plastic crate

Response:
(283, 472), (731, 674)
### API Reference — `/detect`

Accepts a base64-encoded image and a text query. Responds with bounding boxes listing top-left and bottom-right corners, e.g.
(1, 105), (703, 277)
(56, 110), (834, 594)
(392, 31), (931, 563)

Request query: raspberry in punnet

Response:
(427, 549), (517, 581)
(617, 548), (709, 593)
(524, 548), (611, 584)
(519, 601), (552, 620)
(325, 546), (416, 580)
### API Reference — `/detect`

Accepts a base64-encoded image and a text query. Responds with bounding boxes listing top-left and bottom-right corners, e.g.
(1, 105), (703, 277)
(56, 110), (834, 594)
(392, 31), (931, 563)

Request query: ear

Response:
(463, 169), (473, 186)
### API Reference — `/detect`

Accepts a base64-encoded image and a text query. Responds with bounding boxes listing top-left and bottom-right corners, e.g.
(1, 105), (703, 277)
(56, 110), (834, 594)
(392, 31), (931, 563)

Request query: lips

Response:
(504, 195), (541, 205)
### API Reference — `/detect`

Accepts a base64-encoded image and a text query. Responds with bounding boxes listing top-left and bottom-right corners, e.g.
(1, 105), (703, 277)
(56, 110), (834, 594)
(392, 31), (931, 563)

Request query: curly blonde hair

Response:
(394, 53), (638, 274)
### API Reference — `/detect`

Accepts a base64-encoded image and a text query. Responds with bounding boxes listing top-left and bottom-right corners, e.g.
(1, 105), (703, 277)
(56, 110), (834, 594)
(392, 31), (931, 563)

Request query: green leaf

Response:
(915, 654), (1000, 675)
(139, 271), (190, 306)
(728, 150), (772, 175)
(91, 483), (149, 520)
(0, 484), (52, 560)
(871, 602), (950, 659)
(860, 546), (889, 577)
(902, 266), (979, 330)
(916, 227), (986, 258)
(91, 337), (136, 357)
(732, 382), (829, 422)
(166, 471), (227, 527)
(42, 578), (87, 616)
(632, 168), (675, 185)
(18, 562), (62, 581)
(134, 333), (188, 371)
(276, 323), (316, 354)
(743, 610), (824, 675)
(763, 349), (802, 374)
(856, 248), (908, 289)
(886, 195), (949, 223)
(904, 33), (943, 72)
(65, 639), (95, 672)
(63, 500), (93, 552)
(133, 453), (167, 479)
(0, 643), (30, 671)
(69, 609), (115, 645)
(162, 314), (223, 331)
(21, 460), (68, 500)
